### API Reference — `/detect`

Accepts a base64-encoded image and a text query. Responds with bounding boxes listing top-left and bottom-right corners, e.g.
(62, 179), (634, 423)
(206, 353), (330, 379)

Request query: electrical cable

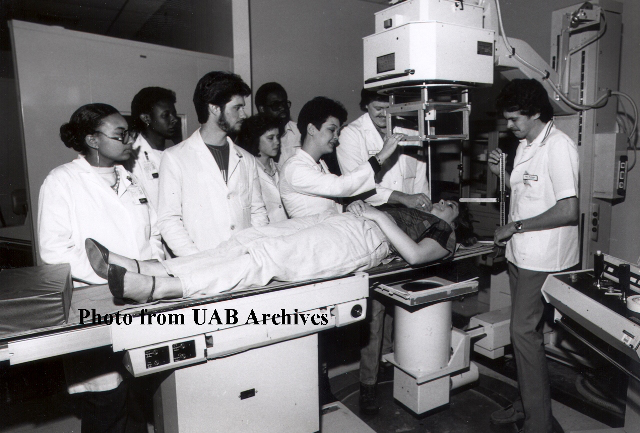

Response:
(494, 0), (612, 111)
(568, 14), (607, 56)
(494, 0), (639, 170)
(575, 374), (625, 415)
(612, 90), (639, 170)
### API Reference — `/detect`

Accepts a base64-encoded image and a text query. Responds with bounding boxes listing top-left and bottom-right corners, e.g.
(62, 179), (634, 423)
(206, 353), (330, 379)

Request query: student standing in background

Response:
(236, 114), (289, 223)
(128, 87), (179, 211)
(255, 82), (301, 170)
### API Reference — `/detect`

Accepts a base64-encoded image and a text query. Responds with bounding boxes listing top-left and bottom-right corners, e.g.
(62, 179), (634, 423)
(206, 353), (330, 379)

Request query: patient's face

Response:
(430, 200), (459, 225)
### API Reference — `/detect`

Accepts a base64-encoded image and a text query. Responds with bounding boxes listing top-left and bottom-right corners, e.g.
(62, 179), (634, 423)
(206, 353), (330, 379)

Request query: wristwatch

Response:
(513, 220), (524, 232)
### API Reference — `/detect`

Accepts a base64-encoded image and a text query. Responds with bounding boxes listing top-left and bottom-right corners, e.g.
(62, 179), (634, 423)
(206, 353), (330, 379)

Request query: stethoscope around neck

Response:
(539, 120), (554, 145)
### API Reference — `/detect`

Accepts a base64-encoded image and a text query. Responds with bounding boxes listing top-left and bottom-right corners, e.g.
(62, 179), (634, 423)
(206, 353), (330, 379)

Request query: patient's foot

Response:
(85, 238), (111, 279)
(86, 238), (167, 278)
(115, 271), (183, 303)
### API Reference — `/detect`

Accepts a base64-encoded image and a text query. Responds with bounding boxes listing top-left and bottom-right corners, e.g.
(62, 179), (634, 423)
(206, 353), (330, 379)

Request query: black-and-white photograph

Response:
(0, 0), (639, 432)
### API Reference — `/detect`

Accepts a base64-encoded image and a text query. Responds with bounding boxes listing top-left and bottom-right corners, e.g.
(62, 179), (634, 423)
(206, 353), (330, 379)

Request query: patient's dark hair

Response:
(60, 103), (120, 155)
(453, 203), (477, 247)
(496, 78), (554, 123)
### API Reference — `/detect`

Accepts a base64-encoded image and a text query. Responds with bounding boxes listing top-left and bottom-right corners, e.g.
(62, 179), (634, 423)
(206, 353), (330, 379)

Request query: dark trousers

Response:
(508, 262), (554, 433)
(359, 297), (394, 385)
(80, 378), (149, 433)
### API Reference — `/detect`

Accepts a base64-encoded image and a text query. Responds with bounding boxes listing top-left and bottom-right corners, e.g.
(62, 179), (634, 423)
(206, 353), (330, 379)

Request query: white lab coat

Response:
(127, 134), (162, 211)
(276, 120), (302, 170)
(37, 156), (164, 393)
(157, 129), (269, 256)
(279, 148), (376, 217)
(38, 156), (164, 285)
(337, 113), (429, 206)
(256, 158), (288, 223)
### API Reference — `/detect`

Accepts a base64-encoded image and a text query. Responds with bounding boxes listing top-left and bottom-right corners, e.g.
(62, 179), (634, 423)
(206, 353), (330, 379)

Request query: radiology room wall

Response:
(10, 20), (232, 263)
(0, 77), (26, 229)
(134, 0), (233, 58)
(249, 0), (385, 123)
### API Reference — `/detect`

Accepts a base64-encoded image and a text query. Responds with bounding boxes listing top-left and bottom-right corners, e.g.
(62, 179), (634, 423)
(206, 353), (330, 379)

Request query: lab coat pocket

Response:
(402, 156), (418, 191)
(404, 157), (417, 180)
(242, 205), (251, 224)
(240, 193), (252, 225)
(240, 188), (252, 211)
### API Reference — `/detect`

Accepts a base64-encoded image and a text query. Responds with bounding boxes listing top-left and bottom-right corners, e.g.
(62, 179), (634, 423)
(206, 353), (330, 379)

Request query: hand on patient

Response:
(398, 192), (432, 211)
(347, 200), (381, 220)
(346, 200), (366, 217)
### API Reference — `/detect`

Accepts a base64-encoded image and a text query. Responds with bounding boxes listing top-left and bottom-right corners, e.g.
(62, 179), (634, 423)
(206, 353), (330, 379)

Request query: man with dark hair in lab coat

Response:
(157, 71), (268, 257)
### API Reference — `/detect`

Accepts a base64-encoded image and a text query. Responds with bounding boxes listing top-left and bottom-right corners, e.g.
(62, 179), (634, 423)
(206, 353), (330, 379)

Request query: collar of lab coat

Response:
(514, 121), (555, 168)
(133, 133), (151, 151)
(72, 156), (132, 197)
(295, 148), (330, 173)
(284, 120), (296, 135)
(189, 129), (244, 186)
(361, 113), (385, 147)
(256, 157), (280, 185)
(133, 134), (161, 159)
(129, 134), (161, 174)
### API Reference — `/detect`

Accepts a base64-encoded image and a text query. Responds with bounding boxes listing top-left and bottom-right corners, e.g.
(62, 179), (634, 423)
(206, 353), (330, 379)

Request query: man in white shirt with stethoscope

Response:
(488, 79), (579, 433)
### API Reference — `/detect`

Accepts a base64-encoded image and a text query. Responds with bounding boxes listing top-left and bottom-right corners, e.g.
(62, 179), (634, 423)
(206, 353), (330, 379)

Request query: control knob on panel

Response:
(351, 304), (363, 318)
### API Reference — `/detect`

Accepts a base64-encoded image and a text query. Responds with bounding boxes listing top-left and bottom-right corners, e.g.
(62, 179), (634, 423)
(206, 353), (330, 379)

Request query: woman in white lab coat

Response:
(38, 103), (164, 433)
(236, 114), (289, 223)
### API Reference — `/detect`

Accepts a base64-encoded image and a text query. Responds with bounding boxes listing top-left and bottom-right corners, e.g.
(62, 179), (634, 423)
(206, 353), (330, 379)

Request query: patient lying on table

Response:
(86, 200), (464, 303)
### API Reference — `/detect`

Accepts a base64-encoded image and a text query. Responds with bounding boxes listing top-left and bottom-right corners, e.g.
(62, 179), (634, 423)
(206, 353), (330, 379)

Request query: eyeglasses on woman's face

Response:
(94, 129), (131, 143)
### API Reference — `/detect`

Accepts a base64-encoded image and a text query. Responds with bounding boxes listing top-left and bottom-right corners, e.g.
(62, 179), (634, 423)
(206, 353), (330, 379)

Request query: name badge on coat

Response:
(143, 161), (159, 180)
(523, 174), (538, 181)
(142, 151), (159, 180)
(127, 184), (148, 204)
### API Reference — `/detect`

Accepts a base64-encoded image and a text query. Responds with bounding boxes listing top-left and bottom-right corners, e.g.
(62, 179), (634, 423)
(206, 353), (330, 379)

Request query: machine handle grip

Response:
(620, 264), (631, 298)
(365, 69), (415, 84)
(593, 251), (604, 280)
